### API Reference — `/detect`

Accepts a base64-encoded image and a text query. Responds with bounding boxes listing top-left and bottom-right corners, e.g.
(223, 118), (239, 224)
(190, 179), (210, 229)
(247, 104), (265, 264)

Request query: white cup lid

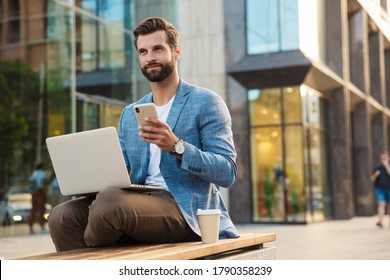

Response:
(197, 209), (221, 215)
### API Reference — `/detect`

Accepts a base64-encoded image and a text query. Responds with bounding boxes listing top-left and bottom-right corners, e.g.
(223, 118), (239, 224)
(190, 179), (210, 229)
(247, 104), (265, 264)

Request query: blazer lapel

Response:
(166, 79), (190, 131)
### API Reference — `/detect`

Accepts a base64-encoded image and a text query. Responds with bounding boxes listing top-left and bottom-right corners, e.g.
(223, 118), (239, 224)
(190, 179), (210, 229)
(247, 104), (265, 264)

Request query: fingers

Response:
(138, 121), (169, 136)
(140, 131), (173, 151)
(138, 117), (167, 131)
(138, 119), (176, 151)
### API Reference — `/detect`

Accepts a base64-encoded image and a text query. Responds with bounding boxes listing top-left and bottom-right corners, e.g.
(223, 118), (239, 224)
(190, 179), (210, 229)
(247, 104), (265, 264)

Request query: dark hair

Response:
(35, 161), (44, 170)
(133, 17), (180, 51)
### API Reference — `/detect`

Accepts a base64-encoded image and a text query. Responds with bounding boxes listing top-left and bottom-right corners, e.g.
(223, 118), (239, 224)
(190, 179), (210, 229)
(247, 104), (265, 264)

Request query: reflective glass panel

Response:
(249, 88), (281, 126)
(283, 86), (301, 123)
(247, 0), (298, 54)
(251, 126), (284, 222)
(0, 0), (177, 237)
(301, 86), (329, 222)
(284, 125), (305, 222)
(80, 0), (127, 71)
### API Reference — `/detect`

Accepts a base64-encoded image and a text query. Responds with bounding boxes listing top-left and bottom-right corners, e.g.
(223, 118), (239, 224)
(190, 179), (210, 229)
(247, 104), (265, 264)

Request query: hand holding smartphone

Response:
(133, 103), (158, 126)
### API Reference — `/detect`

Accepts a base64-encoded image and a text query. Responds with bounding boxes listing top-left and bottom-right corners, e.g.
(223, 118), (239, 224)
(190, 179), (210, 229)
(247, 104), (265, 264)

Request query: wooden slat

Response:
(19, 233), (276, 260)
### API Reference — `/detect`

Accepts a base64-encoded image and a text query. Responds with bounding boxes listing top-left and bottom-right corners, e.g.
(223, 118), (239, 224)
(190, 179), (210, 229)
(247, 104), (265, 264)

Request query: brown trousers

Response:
(27, 188), (46, 229)
(48, 187), (199, 251)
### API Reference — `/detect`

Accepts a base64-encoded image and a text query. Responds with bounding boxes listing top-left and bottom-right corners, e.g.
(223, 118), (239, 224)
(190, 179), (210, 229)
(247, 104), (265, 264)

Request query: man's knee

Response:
(48, 201), (84, 229)
(88, 196), (124, 225)
(48, 203), (66, 229)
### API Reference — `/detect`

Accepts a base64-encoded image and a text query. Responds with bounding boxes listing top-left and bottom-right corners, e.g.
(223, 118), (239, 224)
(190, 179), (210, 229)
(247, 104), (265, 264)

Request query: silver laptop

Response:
(46, 126), (162, 196)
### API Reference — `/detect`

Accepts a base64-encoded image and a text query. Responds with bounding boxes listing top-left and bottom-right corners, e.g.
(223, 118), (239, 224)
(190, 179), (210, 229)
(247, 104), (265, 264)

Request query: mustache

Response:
(145, 62), (163, 69)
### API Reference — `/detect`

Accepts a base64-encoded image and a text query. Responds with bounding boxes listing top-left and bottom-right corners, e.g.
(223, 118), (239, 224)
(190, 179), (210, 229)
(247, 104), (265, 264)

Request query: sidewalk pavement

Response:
(0, 216), (389, 260)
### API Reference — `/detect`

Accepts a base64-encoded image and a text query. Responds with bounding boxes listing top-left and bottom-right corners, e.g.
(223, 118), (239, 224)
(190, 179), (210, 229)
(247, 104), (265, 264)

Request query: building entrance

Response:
(249, 85), (330, 223)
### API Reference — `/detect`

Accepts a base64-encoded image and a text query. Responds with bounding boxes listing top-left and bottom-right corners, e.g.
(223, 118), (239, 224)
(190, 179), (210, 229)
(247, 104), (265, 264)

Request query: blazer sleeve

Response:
(179, 93), (237, 188)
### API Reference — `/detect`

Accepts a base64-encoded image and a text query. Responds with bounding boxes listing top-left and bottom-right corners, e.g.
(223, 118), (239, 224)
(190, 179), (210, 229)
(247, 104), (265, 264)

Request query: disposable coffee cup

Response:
(197, 209), (221, 243)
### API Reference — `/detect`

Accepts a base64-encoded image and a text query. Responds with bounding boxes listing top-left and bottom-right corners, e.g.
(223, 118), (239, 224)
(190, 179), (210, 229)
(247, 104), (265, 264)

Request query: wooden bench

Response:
(19, 233), (276, 260)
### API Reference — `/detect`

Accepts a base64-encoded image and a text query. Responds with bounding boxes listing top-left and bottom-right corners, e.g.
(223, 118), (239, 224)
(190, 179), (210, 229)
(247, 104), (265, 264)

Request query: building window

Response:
(348, 10), (365, 92)
(7, 19), (20, 43)
(8, 0), (20, 16)
(381, 0), (387, 11)
(80, 0), (127, 71)
(246, 0), (299, 55)
(5, 0), (20, 43)
(249, 85), (328, 223)
(249, 86), (305, 222)
(301, 86), (329, 222)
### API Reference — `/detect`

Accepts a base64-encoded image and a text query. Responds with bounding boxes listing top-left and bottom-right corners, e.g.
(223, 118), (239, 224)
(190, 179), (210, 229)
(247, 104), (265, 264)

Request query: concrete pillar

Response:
(328, 88), (354, 218)
(223, 0), (252, 223)
(371, 112), (385, 162)
(351, 102), (375, 215)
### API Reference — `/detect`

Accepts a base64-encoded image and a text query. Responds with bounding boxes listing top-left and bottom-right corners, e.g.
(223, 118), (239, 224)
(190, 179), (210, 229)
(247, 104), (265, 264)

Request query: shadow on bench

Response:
(19, 233), (276, 260)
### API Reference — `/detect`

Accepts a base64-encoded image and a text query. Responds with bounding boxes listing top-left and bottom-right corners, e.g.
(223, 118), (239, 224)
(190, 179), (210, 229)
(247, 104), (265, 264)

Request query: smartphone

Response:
(133, 103), (158, 126)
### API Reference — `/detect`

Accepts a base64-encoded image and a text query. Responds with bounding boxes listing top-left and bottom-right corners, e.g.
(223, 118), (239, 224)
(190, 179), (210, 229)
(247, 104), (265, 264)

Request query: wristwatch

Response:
(172, 139), (185, 155)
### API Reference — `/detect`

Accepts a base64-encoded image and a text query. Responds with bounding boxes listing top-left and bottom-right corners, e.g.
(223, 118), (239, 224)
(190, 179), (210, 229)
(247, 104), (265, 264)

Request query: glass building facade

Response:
(0, 0), (176, 192)
(227, 0), (390, 224)
(1, 0), (390, 234)
(244, 0), (330, 223)
(248, 85), (329, 223)
(246, 0), (299, 55)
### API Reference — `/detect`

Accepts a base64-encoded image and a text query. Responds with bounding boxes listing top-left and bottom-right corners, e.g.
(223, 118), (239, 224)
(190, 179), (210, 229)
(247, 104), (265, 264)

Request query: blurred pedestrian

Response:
(370, 150), (390, 228)
(27, 161), (48, 234)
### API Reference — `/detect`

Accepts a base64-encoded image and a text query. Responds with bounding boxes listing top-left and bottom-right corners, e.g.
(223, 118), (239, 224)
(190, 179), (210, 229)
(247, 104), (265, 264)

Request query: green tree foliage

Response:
(0, 60), (40, 103)
(0, 74), (28, 192)
(0, 60), (40, 195)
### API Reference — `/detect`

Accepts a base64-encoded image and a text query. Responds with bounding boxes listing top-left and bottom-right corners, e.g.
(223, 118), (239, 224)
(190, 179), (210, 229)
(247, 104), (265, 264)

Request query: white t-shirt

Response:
(145, 97), (174, 191)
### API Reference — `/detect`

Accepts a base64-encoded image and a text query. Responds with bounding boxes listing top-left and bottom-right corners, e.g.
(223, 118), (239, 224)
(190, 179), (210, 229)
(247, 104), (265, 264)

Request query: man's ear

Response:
(174, 45), (181, 59)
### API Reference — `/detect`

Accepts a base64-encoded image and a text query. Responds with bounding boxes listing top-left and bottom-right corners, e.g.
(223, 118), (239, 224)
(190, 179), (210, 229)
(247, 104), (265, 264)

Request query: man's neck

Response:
(150, 73), (180, 106)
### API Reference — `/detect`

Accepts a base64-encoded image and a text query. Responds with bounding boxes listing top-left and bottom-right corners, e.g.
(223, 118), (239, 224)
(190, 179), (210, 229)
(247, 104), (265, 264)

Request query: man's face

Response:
(136, 30), (179, 82)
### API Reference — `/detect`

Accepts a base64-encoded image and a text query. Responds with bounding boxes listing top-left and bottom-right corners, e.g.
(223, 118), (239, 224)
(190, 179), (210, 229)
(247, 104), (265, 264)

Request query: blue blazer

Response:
(118, 79), (239, 239)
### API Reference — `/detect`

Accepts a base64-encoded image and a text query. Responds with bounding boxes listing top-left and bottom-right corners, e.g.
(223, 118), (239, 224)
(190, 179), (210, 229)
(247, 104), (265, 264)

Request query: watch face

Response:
(175, 141), (185, 154)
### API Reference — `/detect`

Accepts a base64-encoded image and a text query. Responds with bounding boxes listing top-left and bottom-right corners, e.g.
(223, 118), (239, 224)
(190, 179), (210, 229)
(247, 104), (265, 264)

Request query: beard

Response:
(141, 57), (175, 82)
